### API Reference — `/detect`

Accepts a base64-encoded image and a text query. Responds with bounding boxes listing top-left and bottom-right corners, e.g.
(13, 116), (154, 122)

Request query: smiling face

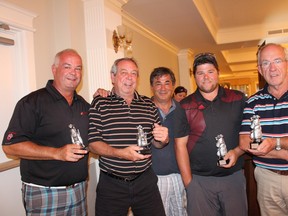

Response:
(194, 63), (219, 96)
(111, 59), (139, 99)
(151, 74), (174, 103)
(258, 44), (288, 89)
(52, 50), (82, 93)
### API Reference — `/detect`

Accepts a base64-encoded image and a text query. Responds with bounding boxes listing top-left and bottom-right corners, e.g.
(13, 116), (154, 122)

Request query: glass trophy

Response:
(216, 134), (229, 166)
(250, 115), (262, 150)
(136, 125), (151, 155)
(69, 124), (87, 151)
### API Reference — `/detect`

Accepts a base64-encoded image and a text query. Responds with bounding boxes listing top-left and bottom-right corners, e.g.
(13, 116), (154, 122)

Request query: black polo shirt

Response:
(2, 80), (90, 186)
(175, 86), (246, 177)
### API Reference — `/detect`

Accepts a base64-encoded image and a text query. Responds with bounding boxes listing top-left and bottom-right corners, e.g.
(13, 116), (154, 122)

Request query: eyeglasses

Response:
(194, 52), (216, 61)
(259, 58), (286, 69)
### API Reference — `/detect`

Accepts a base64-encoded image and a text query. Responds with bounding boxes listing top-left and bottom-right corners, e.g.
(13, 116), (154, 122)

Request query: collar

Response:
(262, 83), (288, 101)
(158, 99), (176, 118)
(109, 87), (143, 102)
(46, 80), (79, 102)
(195, 85), (224, 102)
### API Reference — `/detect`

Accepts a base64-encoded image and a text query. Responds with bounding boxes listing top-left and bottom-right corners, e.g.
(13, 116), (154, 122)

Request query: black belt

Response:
(267, 169), (288, 176)
(102, 171), (143, 182)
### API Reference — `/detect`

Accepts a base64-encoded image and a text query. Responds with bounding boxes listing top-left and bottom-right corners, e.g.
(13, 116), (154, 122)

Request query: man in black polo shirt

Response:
(88, 58), (169, 216)
(2, 49), (89, 216)
(174, 53), (248, 216)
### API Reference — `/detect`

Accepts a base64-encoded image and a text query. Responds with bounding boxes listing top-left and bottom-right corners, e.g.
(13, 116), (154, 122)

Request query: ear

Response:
(257, 66), (263, 76)
(111, 72), (115, 84)
(52, 64), (56, 76)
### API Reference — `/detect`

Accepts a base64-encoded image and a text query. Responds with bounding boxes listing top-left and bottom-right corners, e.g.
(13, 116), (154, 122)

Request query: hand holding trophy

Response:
(216, 134), (229, 166)
(250, 115), (262, 150)
(136, 125), (151, 155)
(69, 124), (87, 151)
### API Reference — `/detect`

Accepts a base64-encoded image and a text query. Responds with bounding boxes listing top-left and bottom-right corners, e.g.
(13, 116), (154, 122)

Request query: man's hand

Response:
(221, 149), (237, 168)
(93, 88), (110, 98)
(56, 144), (88, 162)
(247, 138), (275, 156)
(152, 123), (169, 147)
(221, 146), (245, 168)
(118, 145), (151, 161)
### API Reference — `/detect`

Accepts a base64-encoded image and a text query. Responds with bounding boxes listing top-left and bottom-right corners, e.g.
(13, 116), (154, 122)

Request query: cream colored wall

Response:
(4, 0), (89, 99)
(127, 29), (180, 97)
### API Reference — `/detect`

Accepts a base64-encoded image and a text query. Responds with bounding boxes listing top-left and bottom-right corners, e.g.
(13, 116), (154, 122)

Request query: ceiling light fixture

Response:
(112, 25), (133, 55)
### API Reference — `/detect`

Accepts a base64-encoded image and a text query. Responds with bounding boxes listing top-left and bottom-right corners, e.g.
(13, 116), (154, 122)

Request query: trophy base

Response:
(250, 142), (261, 150)
(138, 148), (151, 155)
(217, 158), (230, 166)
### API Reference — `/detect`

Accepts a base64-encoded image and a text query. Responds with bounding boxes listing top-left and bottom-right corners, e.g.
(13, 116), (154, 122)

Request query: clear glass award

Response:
(69, 124), (86, 150)
(136, 125), (151, 155)
(250, 115), (262, 150)
(216, 134), (229, 166)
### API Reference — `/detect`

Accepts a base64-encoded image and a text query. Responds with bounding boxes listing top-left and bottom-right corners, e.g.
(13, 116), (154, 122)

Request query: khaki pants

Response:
(255, 166), (288, 216)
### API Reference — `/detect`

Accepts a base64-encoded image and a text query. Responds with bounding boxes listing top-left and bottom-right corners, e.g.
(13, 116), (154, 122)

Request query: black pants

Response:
(95, 167), (165, 216)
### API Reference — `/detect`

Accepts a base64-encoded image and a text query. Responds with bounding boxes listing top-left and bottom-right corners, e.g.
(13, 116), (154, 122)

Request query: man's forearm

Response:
(89, 141), (120, 158)
(175, 137), (192, 187)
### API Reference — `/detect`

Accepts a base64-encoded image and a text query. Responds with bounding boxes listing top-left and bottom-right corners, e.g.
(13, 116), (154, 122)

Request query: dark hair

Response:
(149, 67), (176, 86)
(110, 57), (139, 75)
(193, 52), (219, 75)
(174, 86), (187, 94)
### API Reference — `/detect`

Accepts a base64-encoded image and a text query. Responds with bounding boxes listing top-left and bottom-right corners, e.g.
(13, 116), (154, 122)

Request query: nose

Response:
(203, 73), (209, 79)
(268, 62), (277, 70)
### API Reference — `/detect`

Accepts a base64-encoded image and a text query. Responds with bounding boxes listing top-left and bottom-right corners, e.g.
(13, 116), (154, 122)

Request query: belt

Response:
(267, 169), (288, 176)
(23, 182), (80, 189)
(102, 171), (143, 182)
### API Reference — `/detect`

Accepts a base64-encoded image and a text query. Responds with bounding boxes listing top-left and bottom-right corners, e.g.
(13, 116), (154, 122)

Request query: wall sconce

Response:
(112, 25), (133, 54)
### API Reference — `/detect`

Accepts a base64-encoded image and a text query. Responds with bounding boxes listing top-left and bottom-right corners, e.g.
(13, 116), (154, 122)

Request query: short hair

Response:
(257, 43), (288, 66)
(192, 52), (219, 75)
(174, 86), (187, 94)
(149, 67), (176, 86)
(53, 49), (81, 67)
(110, 58), (139, 75)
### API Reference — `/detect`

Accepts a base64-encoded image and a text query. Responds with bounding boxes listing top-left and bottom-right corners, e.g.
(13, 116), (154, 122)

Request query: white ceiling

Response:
(122, 0), (288, 78)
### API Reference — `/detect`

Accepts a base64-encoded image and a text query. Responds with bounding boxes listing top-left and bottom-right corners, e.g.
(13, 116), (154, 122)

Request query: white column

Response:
(83, 0), (110, 101)
(178, 49), (196, 93)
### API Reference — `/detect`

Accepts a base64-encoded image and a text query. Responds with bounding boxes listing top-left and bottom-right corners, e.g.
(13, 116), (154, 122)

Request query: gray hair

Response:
(53, 49), (81, 67)
(257, 43), (288, 65)
(110, 58), (139, 75)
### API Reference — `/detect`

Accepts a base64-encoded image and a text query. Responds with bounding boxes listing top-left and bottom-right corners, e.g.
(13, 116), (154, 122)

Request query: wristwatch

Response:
(275, 138), (281, 151)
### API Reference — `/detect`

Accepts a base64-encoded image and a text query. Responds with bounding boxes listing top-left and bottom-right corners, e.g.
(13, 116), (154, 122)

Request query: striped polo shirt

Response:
(240, 84), (288, 170)
(88, 90), (160, 177)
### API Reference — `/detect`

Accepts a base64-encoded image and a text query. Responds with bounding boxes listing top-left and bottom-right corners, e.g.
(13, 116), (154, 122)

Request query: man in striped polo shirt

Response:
(239, 43), (288, 216)
(88, 58), (169, 216)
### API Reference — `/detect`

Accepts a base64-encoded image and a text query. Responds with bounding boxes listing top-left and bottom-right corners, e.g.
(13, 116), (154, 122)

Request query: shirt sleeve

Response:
(88, 97), (103, 144)
(2, 96), (37, 145)
(174, 105), (190, 138)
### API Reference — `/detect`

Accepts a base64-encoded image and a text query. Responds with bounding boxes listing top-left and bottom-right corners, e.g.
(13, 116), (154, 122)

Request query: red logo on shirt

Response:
(6, 132), (16, 141)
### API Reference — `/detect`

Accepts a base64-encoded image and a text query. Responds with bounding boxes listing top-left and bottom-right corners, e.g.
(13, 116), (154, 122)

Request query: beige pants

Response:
(255, 166), (288, 216)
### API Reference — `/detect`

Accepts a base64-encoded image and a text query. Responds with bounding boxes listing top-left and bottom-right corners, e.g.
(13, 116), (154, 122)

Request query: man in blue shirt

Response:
(150, 67), (189, 216)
